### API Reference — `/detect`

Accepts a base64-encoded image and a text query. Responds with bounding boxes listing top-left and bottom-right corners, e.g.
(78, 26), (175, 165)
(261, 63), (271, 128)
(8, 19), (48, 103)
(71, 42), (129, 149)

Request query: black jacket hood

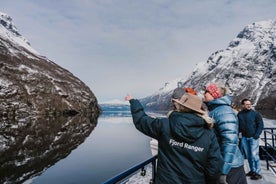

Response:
(169, 112), (206, 143)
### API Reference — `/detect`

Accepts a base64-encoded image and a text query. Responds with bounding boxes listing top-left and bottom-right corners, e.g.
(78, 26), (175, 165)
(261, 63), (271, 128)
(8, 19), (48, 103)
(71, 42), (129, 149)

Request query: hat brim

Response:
(172, 98), (206, 115)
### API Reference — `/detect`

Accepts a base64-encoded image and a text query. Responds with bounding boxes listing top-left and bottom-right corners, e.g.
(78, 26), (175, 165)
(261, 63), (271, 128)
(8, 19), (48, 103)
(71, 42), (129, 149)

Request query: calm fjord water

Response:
(25, 110), (275, 184)
(28, 111), (152, 184)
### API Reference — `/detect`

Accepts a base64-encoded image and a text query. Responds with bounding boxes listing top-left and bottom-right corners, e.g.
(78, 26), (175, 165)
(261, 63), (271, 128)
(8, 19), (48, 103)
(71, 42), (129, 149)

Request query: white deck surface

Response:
(126, 138), (276, 183)
(125, 159), (276, 184)
(245, 159), (276, 184)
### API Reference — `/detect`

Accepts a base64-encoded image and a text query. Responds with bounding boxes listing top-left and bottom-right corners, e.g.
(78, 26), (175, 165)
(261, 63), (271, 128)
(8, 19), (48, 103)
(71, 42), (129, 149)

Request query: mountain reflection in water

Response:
(0, 114), (98, 183)
(26, 109), (153, 184)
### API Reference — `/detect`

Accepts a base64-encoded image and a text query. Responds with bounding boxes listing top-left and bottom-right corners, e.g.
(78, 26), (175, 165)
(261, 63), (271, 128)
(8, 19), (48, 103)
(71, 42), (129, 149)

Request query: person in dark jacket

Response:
(238, 98), (264, 180)
(204, 83), (247, 184)
(125, 92), (223, 184)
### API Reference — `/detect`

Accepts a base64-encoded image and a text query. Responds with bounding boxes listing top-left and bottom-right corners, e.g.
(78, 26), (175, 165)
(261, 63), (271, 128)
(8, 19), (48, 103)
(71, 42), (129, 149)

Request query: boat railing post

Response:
(272, 129), (275, 148)
(271, 128), (276, 163)
(150, 155), (157, 184)
(264, 130), (269, 170)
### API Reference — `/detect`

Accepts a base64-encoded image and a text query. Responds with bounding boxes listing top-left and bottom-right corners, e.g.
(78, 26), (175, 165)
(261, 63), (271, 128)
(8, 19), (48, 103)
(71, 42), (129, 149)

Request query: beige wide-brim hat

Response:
(172, 93), (205, 115)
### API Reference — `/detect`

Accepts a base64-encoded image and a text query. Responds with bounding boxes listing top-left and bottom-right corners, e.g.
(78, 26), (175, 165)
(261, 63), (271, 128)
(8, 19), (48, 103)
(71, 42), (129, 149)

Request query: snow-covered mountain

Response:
(0, 12), (101, 183)
(141, 20), (276, 119)
(0, 12), (101, 118)
(0, 13), (39, 56)
(140, 77), (187, 111)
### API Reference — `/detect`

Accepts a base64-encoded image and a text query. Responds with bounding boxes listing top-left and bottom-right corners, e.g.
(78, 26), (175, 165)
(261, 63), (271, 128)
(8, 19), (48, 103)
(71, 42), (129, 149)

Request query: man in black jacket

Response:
(238, 98), (264, 180)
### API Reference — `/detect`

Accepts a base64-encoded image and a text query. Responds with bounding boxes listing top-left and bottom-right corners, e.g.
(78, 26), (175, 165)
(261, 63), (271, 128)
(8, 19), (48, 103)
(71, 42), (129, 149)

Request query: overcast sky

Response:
(2, 0), (276, 102)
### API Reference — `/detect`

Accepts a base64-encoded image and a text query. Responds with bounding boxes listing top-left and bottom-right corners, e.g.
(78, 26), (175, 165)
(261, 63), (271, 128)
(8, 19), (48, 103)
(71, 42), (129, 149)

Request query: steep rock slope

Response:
(0, 12), (101, 118)
(0, 12), (101, 183)
(141, 20), (276, 118)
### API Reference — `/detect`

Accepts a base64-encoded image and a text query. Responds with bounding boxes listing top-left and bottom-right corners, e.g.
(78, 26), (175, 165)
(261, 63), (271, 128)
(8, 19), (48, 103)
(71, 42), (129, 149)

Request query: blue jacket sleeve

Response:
(129, 99), (166, 140)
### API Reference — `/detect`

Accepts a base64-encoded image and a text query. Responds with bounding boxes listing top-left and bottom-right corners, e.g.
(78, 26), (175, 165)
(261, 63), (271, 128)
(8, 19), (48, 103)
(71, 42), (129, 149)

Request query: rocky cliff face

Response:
(140, 20), (276, 119)
(0, 12), (101, 183)
(0, 12), (101, 119)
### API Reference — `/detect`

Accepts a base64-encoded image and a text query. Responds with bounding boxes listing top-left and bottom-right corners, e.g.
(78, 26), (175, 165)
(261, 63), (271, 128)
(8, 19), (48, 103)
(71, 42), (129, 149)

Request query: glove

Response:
(218, 175), (228, 184)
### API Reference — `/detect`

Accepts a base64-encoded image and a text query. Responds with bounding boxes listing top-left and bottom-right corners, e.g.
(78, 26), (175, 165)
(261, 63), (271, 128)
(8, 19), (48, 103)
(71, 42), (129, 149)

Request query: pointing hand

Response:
(125, 94), (133, 101)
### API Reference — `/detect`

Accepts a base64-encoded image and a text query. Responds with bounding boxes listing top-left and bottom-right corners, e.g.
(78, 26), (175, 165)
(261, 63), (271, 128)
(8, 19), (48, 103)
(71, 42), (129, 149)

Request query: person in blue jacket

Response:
(204, 83), (247, 184)
(125, 92), (223, 184)
(238, 98), (264, 180)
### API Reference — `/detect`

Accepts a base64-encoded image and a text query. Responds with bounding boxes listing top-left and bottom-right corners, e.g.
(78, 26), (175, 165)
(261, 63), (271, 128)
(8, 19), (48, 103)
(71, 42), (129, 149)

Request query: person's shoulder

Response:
(237, 110), (244, 115)
(249, 109), (259, 115)
(169, 111), (181, 117)
(214, 105), (234, 115)
(169, 111), (187, 119)
(252, 109), (263, 117)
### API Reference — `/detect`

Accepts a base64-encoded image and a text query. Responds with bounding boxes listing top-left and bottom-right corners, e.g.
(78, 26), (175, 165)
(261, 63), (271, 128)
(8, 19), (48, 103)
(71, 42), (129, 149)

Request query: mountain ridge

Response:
(0, 12), (39, 56)
(0, 11), (101, 118)
(140, 20), (276, 119)
(0, 11), (101, 183)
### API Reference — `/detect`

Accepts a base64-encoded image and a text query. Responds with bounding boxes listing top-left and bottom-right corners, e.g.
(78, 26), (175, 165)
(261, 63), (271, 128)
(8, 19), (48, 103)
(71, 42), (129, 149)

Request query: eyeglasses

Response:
(244, 103), (251, 106)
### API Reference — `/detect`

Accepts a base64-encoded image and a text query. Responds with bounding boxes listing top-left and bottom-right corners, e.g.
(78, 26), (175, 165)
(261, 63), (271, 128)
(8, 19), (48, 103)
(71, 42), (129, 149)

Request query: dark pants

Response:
(227, 165), (247, 184)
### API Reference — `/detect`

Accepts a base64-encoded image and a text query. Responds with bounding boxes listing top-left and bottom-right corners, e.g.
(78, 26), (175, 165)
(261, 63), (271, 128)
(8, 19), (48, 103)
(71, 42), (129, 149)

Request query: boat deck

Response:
(105, 125), (276, 184)
(149, 139), (276, 184)
(245, 159), (276, 184)
(125, 160), (276, 184)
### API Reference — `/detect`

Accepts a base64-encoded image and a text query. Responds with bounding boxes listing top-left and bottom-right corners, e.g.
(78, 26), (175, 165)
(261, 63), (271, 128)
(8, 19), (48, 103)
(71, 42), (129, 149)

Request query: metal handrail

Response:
(103, 155), (158, 184)
(104, 127), (276, 183)
(260, 128), (276, 173)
